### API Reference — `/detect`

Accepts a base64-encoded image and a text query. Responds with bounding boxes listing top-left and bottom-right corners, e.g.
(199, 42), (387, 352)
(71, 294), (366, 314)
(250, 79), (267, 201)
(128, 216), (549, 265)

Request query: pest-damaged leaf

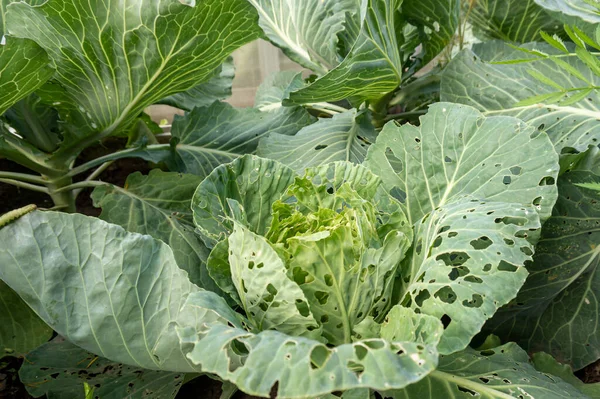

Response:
(442, 42), (600, 154)
(5, 0), (261, 150)
(0, 280), (52, 359)
(365, 103), (559, 225)
(20, 337), (183, 399)
(486, 160), (600, 370)
(91, 170), (218, 291)
(385, 343), (587, 398)
(258, 109), (377, 172)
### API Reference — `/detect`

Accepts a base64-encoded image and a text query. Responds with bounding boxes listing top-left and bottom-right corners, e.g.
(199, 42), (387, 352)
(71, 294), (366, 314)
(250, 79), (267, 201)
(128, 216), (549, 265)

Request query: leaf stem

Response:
(0, 171), (47, 185)
(307, 102), (348, 115)
(67, 145), (166, 177)
(73, 161), (114, 198)
(53, 180), (108, 194)
(0, 178), (49, 194)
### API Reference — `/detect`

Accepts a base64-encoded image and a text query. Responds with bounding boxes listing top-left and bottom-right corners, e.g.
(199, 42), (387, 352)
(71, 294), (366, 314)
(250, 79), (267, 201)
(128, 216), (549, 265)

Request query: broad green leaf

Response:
(20, 337), (183, 399)
(532, 352), (600, 397)
(158, 58), (235, 112)
(178, 310), (439, 398)
(4, 94), (61, 153)
(0, 211), (222, 372)
(386, 343), (588, 398)
(0, 280), (52, 358)
(254, 71), (305, 111)
(90, 170), (217, 291)
(207, 239), (241, 306)
(534, 0), (600, 24)
(247, 0), (356, 74)
(228, 222), (321, 339)
(469, 0), (564, 42)
(257, 109), (376, 172)
(0, 37), (53, 116)
(289, 0), (404, 105)
(486, 169), (600, 370)
(400, 198), (540, 354)
(166, 102), (314, 177)
(365, 103), (559, 225)
(402, 0), (460, 66)
(381, 305), (443, 347)
(192, 155), (297, 247)
(5, 0), (260, 149)
(442, 42), (600, 153)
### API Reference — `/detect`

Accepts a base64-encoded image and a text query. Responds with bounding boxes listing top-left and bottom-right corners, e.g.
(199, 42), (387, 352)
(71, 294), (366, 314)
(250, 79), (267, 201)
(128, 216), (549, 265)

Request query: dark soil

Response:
(577, 359), (600, 384)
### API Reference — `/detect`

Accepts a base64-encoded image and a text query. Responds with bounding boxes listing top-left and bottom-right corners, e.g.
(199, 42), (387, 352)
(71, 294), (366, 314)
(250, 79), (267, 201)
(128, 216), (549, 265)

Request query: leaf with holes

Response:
(442, 42), (600, 154)
(257, 109), (376, 172)
(384, 343), (587, 398)
(486, 157), (600, 370)
(365, 102), (559, 225)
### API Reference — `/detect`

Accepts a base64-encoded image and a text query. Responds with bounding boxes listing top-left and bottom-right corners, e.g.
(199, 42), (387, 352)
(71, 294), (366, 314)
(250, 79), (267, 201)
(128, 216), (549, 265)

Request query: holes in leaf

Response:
(257, 263), (264, 269)
(320, 315), (329, 323)
(539, 176), (555, 186)
(533, 196), (542, 210)
(510, 166), (523, 176)
(315, 291), (329, 305)
(432, 236), (443, 248)
(470, 236), (492, 250)
(445, 156), (452, 163)
(483, 263), (492, 272)
(464, 276), (483, 284)
(309, 345), (331, 370)
(462, 294), (484, 308)
(354, 345), (368, 361)
(295, 300), (310, 317)
(248, 261), (255, 270)
(327, 186), (334, 194)
(315, 144), (328, 150)
(436, 252), (471, 267)
(498, 261), (518, 272)
(347, 360), (364, 377)
(415, 238), (423, 255)
(324, 274), (334, 287)
(448, 266), (470, 281)
(479, 377), (490, 384)
(520, 246), (533, 256)
(434, 286), (457, 304)
(448, 231), (458, 238)
(415, 290), (431, 307)
(267, 284), (278, 296)
(504, 238), (515, 246)
(364, 341), (385, 350)
(457, 386), (478, 396)
(228, 339), (249, 372)
(292, 267), (310, 285)
(441, 314), (452, 329)
(385, 148), (404, 174)
(495, 216), (528, 226)
(502, 176), (512, 185)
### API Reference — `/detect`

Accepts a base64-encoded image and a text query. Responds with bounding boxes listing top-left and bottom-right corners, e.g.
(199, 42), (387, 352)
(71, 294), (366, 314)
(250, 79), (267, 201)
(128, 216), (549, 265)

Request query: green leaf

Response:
(247, 0), (356, 74)
(91, 170), (218, 291)
(469, 0), (564, 43)
(532, 352), (600, 398)
(288, 0), (403, 105)
(381, 305), (443, 347)
(386, 343), (588, 398)
(441, 42), (600, 153)
(0, 37), (53, 116)
(20, 337), (183, 399)
(178, 312), (439, 397)
(192, 155), (297, 248)
(402, 0), (460, 66)
(0, 280), (52, 359)
(166, 102), (314, 177)
(534, 0), (600, 24)
(228, 222), (321, 339)
(541, 31), (570, 53)
(365, 103), (559, 225)
(528, 69), (566, 90)
(0, 0), (46, 37)
(400, 198), (540, 354)
(5, 0), (260, 145)
(255, 71), (305, 111)
(158, 58), (235, 112)
(0, 211), (222, 372)
(486, 168), (600, 370)
(257, 109), (376, 172)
